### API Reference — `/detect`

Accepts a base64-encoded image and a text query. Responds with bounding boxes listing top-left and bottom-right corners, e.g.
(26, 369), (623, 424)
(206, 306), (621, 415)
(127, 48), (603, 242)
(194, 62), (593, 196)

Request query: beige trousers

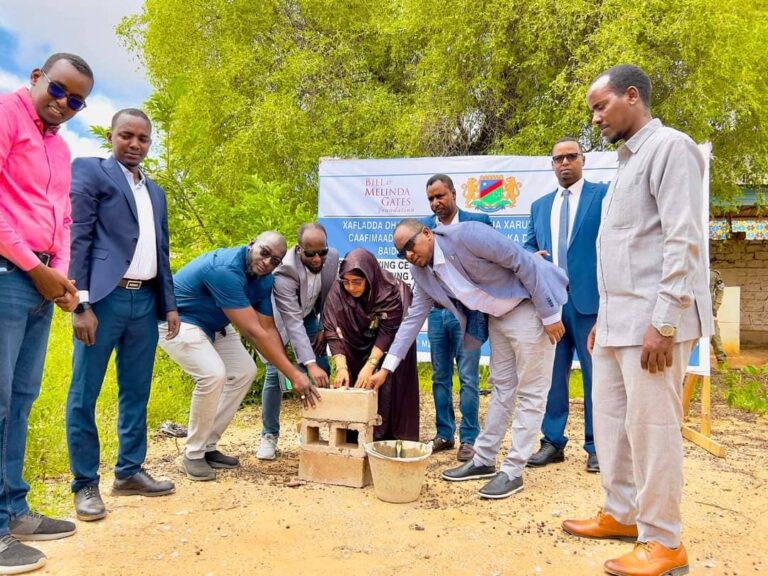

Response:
(159, 322), (257, 459)
(592, 339), (695, 548)
(472, 300), (556, 479)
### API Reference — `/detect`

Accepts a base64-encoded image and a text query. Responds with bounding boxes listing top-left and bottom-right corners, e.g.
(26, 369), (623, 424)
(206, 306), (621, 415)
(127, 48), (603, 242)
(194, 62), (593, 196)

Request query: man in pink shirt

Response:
(0, 53), (93, 575)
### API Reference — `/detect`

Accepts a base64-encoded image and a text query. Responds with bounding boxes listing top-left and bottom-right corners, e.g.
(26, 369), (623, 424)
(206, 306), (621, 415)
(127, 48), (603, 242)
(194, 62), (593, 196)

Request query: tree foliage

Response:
(118, 0), (768, 256)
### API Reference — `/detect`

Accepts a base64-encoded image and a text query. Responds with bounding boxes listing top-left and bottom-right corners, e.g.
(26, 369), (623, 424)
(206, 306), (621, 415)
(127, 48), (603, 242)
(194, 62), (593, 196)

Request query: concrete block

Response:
(302, 388), (378, 423)
(300, 419), (332, 449)
(298, 450), (372, 488)
(300, 419), (374, 457)
(720, 322), (741, 354)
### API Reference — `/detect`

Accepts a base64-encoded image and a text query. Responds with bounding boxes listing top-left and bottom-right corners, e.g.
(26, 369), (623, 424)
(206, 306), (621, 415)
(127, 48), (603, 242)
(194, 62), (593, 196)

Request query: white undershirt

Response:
(549, 177), (584, 268)
(302, 269), (322, 318)
(78, 160), (157, 303)
(432, 238), (524, 318)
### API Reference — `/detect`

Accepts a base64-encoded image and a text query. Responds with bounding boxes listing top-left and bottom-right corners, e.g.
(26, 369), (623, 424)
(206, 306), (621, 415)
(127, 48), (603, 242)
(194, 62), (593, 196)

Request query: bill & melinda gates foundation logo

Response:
(462, 175), (521, 213)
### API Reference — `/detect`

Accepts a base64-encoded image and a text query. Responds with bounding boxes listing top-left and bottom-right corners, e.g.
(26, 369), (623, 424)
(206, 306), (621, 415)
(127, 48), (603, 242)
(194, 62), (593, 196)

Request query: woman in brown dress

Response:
(322, 248), (419, 441)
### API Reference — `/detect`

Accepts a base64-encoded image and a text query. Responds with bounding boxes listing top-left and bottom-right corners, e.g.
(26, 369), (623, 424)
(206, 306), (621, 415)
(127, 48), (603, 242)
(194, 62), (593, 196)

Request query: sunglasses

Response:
(301, 247), (329, 258)
(259, 246), (283, 267)
(41, 71), (87, 112)
(552, 152), (582, 165)
(396, 229), (423, 259)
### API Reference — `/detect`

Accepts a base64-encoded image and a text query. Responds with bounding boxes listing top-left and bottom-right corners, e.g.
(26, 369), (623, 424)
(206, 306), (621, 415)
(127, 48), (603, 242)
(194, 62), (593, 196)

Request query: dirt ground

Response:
(33, 357), (767, 576)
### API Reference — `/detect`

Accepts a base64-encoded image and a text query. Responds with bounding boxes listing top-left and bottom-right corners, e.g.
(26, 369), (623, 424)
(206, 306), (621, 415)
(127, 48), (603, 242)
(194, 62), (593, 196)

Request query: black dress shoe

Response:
(74, 485), (106, 522)
(442, 460), (496, 482)
(205, 450), (240, 469)
(430, 437), (455, 453)
(586, 453), (600, 473)
(112, 470), (175, 497)
(526, 441), (565, 467)
(478, 472), (524, 499)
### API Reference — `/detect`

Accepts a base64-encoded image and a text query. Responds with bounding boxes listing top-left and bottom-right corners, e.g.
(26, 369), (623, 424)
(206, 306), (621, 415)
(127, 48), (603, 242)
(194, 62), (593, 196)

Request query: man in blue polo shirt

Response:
(159, 231), (319, 481)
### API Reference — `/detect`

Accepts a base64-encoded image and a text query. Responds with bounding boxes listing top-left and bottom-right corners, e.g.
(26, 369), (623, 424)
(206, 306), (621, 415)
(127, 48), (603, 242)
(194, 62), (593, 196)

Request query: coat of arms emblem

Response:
(462, 175), (521, 213)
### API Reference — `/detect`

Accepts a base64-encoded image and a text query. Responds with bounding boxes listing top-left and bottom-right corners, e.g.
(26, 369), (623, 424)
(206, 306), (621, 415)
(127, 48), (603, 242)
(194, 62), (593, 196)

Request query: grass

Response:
(718, 364), (768, 414)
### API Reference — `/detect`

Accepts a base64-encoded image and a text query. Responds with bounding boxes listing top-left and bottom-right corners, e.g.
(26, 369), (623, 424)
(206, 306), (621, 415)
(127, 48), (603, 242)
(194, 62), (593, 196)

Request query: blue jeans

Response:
(0, 259), (53, 535)
(67, 286), (159, 492)
(428, 308), (481, 444)
(261, 314), (329, 437)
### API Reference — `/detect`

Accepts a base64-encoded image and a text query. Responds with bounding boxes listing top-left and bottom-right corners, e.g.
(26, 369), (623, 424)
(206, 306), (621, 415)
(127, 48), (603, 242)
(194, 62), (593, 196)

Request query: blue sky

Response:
(0, 0), (152, 157)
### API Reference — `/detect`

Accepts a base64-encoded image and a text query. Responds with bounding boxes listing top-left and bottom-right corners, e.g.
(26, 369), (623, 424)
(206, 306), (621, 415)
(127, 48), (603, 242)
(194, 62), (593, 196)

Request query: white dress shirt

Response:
(382, 236), (560, 372)
(121, 162), (158, 281)
(302, 269), (322, 319)
(549, 177), (584, 268)
(434, 210), (459, 227)
(78, 160), (157, 304)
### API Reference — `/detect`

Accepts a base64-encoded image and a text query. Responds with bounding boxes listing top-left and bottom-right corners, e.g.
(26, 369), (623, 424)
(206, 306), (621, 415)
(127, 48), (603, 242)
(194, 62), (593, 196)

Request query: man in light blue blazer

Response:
(368, 219), (568, 499)
(67, 109), (179, 522)
(421, 174), (492, 462)
(524, 137), (609, 473)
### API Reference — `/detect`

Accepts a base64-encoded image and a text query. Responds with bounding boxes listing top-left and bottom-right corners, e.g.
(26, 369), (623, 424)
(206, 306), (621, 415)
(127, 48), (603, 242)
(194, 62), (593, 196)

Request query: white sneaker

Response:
(257, 433), (278, 460)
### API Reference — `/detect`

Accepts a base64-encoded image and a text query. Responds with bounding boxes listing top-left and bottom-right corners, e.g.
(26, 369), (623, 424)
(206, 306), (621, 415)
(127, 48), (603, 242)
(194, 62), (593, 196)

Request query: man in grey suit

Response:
(257, 223), (339, 460)
(368, 219), (568, 500)
(562, 65), (711, 576)
(421, 174), (492, 462)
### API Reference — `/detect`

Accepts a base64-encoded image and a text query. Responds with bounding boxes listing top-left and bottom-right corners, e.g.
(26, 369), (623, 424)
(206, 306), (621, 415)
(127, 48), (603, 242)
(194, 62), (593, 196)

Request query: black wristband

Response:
(74, 302), (92, 314)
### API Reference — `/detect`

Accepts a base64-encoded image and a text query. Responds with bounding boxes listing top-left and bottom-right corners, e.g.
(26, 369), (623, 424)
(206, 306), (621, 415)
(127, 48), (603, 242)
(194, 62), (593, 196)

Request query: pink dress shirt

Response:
(0, 88), (72, 274)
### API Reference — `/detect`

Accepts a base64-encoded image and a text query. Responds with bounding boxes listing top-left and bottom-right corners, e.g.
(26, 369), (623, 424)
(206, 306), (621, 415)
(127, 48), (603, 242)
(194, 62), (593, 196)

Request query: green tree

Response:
(119, 0), (768, 243)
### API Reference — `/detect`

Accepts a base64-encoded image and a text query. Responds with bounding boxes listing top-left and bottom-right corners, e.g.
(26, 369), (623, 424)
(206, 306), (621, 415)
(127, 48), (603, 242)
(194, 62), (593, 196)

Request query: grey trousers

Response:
(159, 323), (257, 459)
(472, 300), (556, 479)
(592, 339), (695, 548)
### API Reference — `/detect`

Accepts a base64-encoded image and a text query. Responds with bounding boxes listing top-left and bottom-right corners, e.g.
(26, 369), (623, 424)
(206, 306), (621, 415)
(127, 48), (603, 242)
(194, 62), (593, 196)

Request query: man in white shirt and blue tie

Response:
(524, 137), (608, 473)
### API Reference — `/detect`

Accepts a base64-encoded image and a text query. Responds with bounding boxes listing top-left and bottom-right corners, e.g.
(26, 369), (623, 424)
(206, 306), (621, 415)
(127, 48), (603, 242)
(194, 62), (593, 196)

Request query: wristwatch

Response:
(653, 323), (676, 338)
(74, 302), (92, 315)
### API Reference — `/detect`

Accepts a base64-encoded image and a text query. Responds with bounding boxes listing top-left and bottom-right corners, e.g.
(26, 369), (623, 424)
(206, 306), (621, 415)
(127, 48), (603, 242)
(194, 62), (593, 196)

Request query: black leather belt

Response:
(118, 277), (156, 290)
(34, 252), (53, 266)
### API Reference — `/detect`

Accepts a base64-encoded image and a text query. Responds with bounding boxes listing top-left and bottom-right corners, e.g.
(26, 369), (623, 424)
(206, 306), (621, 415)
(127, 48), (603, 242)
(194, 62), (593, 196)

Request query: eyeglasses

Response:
(396, 229), (423, 259)
(340, 278), (366, 288)
(300, 247), (329, 258)
(259, 246), (283, 267)
(552, 153), (582, 165)
(41, 71), (87, 112)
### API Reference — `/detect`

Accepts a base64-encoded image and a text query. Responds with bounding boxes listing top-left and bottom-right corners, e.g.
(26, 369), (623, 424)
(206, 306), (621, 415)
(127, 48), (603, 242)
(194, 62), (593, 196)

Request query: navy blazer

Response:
(69, 156), (176, 318)
(421, 207), (492, 229)
(523, 180), (608, 315)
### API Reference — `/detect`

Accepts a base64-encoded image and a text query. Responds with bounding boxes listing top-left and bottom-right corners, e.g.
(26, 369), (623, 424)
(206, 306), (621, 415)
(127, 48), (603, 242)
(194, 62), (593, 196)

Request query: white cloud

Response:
(0, 0), (150, 100)
(0, 69), (24, 92)
(59, 124), (108, 160)
(73, 92), (118, 131)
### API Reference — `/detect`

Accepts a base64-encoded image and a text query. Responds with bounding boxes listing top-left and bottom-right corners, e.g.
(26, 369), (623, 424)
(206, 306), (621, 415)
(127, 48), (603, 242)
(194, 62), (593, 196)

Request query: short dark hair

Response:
(297, 222), (327, 244)
(552, 136), (584, 154)
(41, 53), (93, 80)
(111, 108), (152, 131)
(426, 174), (456, 194)
(395, 218), (426, 236)
(595, 64), (652, 107)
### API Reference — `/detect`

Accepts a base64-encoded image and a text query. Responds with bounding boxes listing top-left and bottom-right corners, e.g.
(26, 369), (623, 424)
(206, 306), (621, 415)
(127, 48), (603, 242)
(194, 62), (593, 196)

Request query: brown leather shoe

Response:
(604, 541), (689, 576)
(430, 437), (455, 453)
(457, 443), (474, 462)
(562, 510), (638, 541)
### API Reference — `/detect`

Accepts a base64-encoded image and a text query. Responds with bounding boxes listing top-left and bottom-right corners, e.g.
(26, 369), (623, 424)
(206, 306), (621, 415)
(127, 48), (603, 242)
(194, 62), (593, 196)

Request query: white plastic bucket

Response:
(364, 440), (432, 503)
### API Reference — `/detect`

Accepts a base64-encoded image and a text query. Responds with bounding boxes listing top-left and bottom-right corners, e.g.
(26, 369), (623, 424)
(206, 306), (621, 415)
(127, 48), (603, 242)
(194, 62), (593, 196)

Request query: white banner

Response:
(318, 147), (711, 375)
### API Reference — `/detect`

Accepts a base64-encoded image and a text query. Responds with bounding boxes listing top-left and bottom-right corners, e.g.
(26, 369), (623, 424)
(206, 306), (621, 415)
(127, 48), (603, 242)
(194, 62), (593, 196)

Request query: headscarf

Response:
(323, 248), (406, 352)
